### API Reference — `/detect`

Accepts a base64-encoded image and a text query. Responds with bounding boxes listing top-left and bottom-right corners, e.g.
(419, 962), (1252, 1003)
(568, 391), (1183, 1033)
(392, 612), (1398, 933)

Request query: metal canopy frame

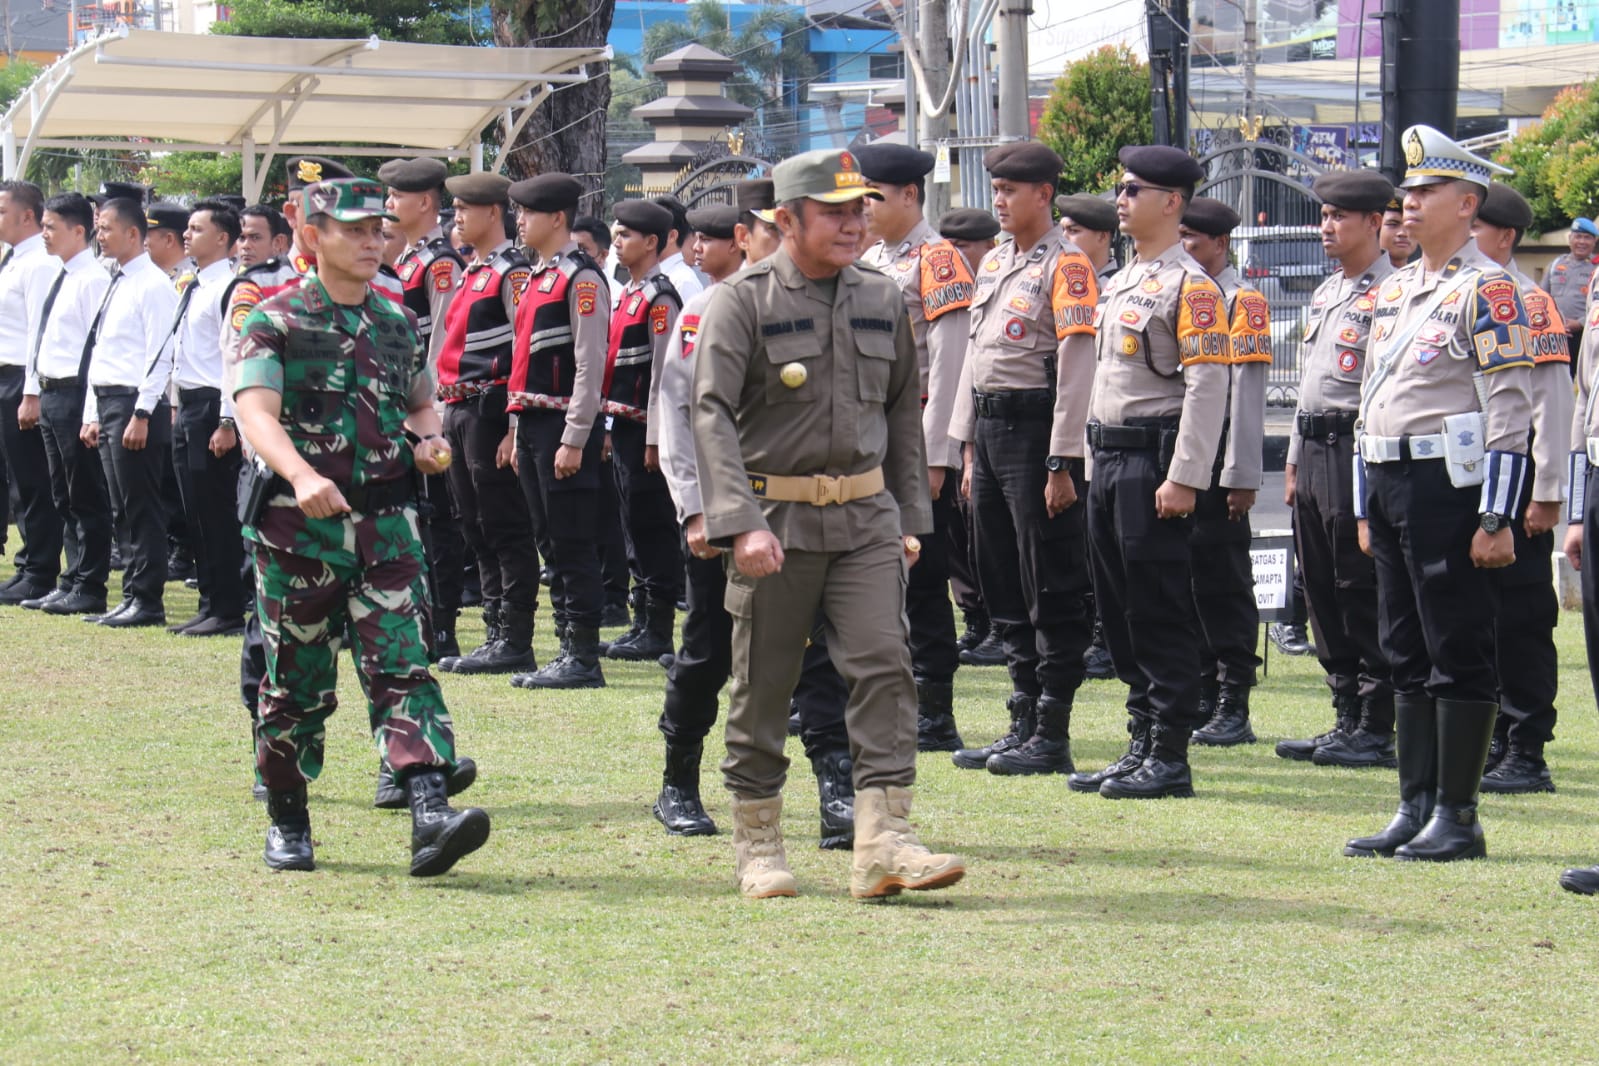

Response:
(1, 27), (610, 200)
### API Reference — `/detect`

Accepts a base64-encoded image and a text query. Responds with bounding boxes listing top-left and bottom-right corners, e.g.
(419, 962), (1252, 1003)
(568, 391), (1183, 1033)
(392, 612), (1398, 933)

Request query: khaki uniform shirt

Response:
(1570, 289), (1599, 461)
(862, 218), (974, 469)
(1360, 239), (1533, 455)
(1287, 256), (1394, 466)
(950, 228), (1099, 458)
(693, 247), (932, 550)
(1215, 265), (1271, 490)
(657, 284), (716, 523)
(1546, 252), (1597, 327)
(1510, 260), (1573, 502)
(1088, 240), (1233, 490)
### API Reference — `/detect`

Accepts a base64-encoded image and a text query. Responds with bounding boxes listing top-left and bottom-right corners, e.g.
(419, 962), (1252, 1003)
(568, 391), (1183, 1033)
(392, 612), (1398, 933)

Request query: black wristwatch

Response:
(1479, 512), (1505, 534)
(1045, 455), (1068, 473)
(133, 408), (151, 421)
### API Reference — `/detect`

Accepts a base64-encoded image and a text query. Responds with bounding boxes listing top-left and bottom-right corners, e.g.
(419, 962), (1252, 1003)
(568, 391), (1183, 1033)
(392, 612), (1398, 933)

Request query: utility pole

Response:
(1379, 0), (1460, 181)
(1146, 0), (1190, 149)
(997, 0), (1030, 141)
(1241, 0), (1258, 225)
(918, 0), (952, 221)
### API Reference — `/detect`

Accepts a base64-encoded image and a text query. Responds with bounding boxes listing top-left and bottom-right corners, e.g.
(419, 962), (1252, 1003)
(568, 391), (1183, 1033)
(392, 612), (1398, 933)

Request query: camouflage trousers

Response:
(252, 540), (456, 791)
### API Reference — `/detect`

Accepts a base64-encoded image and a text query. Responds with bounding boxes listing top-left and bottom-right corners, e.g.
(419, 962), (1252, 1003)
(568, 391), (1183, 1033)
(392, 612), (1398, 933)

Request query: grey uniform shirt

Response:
(1509, 259), (1574, 502)
(692, 247), (932, 551)
(1214, 264), (1269, 490)
(1287, 256), (1394, 467)
(1546, 252), (1597, 327)
(657, 283), (716, 523)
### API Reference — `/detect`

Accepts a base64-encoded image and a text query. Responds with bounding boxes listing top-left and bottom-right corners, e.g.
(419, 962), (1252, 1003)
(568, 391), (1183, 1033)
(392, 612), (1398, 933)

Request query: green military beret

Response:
(303, 178), (397, 223)
(377, 157), (449, 193)
(1181, 196), (1241, 237)
(938, 207), (1000, 241)
(1053, 193), (1117, 232)
(1311, 170), (1395, 213)
(444, 171), (512, 206)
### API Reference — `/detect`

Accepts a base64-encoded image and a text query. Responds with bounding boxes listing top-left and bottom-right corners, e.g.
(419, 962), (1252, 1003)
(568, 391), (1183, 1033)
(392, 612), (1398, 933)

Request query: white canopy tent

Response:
(1, 27), (610, 200)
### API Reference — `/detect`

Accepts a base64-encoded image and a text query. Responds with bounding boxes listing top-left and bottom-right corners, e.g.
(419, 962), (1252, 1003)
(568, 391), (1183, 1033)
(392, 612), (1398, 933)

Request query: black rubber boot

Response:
(1277, 691), (1360, 761)
(1314, 690), (1397, 768)
(1345, 694), (1437, 857)
(448, 610), (537, 675)
(438, 604), (501, 673)
(1192, 681), (1255, 746)
(1481, 741), (1555, 794)
(811, 748), (855, 850)
(264, 786), (314, 871)
(951, 693), (1035, 769)
(1082, 618), (1115, 680)
(407, 769), (491, 877)
(1396, 698), (1496, 862)
(653, 740), (716, 836)
(515, 626), (606, 689)
(959, 621), (1006, 666)
(374, 756), (479, 809)
(1068, 716), (1149, 793)
(607, 599), (675, 661)
(987, 695), (1074, 775)
(432, 609), (460, 662)
(957, 611), (987, 652)
(1560, 866), (1599, 894)
(1099, 723), (1194, 799)
(915, 679), (964, 752)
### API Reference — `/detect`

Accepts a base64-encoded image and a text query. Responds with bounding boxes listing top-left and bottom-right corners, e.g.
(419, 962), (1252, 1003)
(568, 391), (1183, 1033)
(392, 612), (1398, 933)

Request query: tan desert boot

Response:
(850, 785), (966, 899)
(730, 793), (798, 898)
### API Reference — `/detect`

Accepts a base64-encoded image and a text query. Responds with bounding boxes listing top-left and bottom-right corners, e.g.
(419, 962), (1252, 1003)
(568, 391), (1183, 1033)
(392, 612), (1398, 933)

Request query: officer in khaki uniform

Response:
(857, 142), (975, 752)
(1471, 181), (1571, 795)
(693, 148), (964, 901)
(1278, 169), (1398, 769)
(1546, 217), (1596, 366)
(1345, 125), (1534, 863)
(1071, 145), (1232, 800)
(947, 142), (1099, 780)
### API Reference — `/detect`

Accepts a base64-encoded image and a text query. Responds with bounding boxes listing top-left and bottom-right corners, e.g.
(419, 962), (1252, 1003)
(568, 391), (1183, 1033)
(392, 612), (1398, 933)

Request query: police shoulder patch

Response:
(430, 259), (455, 293)
(505, 267), (532, 304)
(651, 302), (671, 335)
(1176, 273), (1230, 366)
(575, 279), (599, 317)
(1470, 271), (1534, 374)
(919, 241), (974, 320)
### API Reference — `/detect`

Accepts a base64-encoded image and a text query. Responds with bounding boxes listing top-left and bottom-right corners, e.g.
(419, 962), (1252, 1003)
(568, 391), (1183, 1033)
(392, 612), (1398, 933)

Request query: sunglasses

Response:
(1114, 181), (1177, 199)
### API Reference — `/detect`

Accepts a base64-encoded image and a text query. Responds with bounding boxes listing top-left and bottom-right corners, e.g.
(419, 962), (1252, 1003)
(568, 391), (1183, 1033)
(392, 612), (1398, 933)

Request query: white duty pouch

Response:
(1440, 411), (1486, 488)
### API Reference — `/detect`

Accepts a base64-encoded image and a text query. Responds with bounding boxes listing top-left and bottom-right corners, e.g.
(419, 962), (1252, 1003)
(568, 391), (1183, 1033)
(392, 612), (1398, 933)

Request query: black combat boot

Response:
(1082, 618), (1115, 680)
(1481, 742), (1554, 794)
(1345, 694), (1437, 857)
(607, 598), (675, 661)
(1396, 698), (1497, 862)
(264, 786), (314, 871)
(957, 611), (988, 652)
(810, 748), (855, 850)
(959, 621), (1006, 666)
(1315, 690), (1397, 768)
(1560, 866), (1599, 894)
(1068, 716), (1149, 793)
(915, 679), (963, 752)
(1192, 681), (1255, 746)
(987, 695), (1074, 775)
(653, 740), (716, 836)
(432, 609), (460, 661)
(1277, 691), (1360, 761)
(951, 693), (1035, 769)
(406, 769), (491, 877)
(1098, 722), (1194, 799)
(1484, 726), (1508, 775)
(517, 625), (606, 689)
(438, 604), (501, 673)
(599, 587), (645, 654)
(450, 610), (537, 674)
(374, 756), (479, 809)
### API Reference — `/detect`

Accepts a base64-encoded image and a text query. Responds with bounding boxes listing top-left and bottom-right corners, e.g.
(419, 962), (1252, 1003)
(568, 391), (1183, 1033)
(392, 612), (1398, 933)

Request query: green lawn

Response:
(4, 574), (1598, 1064)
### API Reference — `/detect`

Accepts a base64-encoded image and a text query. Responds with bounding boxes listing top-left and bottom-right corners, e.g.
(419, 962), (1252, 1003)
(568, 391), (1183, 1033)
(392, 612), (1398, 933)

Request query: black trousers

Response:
(609, 418), (684, 606)
(443, 389), (538, 615)
(1087, 443), (1205, 738)
(660, 547), (846, 759)
(96, 391), (169, 603)
(175, 388), (245, 618)
(39, 382), (111, 599)
(906, 484), (960, 683)
(1294, 434), (1388, 703)
(0, 365), (62, 586)
(947, 477), (984, 616)
(420, 471), (465, 617)
(163, 443), (190, 562)
(1365, 459), (1499, 702)
(1494, 469), (1558, 748)
(597, 450), (629, 607)
(971, 410), (1092, 702)
(1189, 479), (1260, 689)
(515, 410), (604, 630)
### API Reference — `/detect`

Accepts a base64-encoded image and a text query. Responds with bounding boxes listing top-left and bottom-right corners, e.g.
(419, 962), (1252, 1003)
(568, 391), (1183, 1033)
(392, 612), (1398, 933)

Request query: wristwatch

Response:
(1045, 455), (1068, 472)
(218, 417), (236, 431)
(1479, 512), (1504, 534)
(132, 408), (150, 421)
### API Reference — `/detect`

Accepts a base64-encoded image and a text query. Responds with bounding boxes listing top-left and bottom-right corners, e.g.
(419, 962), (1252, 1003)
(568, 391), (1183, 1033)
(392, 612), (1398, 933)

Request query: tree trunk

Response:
(494, 0), (617, 215)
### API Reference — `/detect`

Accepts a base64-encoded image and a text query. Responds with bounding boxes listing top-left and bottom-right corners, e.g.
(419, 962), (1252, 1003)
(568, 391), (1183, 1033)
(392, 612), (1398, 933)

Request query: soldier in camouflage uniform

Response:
(233, 178), (490, 877)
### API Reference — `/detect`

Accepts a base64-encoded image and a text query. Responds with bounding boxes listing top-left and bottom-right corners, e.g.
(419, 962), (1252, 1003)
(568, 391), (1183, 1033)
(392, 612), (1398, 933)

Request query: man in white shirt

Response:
(650, 195), (707, 302)
(21, 192), (112, 616)
(78, 197), (181, 626)
(0, 179), (68, 605)
(169, 198), (248, 637)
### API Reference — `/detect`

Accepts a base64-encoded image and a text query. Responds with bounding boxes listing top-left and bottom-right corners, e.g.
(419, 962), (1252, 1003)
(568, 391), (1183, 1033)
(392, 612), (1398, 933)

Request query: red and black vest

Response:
(605, 273), (680, 410)
(223, 254), (312, 333)
(507, 247), (604, 409)
(396, 235), (465, 341)
(437, 246), (531, 390)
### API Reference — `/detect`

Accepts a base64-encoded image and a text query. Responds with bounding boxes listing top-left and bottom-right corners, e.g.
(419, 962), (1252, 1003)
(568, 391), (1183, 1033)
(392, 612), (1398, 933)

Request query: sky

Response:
(1026, 0), (1150, 76)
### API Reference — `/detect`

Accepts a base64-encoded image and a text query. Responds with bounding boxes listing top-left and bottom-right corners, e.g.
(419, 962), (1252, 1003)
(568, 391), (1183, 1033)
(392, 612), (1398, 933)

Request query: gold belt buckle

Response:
(813, 475), (844, 506)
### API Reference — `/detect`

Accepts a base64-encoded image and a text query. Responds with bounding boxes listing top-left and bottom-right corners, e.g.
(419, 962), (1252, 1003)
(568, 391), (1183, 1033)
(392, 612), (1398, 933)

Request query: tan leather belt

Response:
(747, 467), (884, 506)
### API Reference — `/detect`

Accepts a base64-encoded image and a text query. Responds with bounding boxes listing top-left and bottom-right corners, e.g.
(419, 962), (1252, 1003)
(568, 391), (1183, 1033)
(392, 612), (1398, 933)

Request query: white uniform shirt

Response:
(82, 253), (181, 424)
(28, 246), (110, 394)
(0, 233), (59, 373)
(660, 251), (705, 304)
(173, 257), (237, 415)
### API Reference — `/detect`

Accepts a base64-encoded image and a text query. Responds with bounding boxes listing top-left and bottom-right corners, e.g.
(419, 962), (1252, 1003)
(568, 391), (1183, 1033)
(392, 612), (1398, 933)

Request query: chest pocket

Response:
(1331, 317), (1370, 381)
(763, 333), (822, 405)
(370, 317), (418, 434)
(283, 330), (352, 436)
(856, 330), (896, 403)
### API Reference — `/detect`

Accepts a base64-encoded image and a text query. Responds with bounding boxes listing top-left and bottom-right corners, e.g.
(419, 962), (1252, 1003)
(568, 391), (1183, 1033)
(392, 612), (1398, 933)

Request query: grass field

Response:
(4, 573), (1599, 1064)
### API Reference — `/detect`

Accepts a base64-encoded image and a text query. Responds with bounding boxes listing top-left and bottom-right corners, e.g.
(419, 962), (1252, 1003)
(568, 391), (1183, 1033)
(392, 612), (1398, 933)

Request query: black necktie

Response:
(78, 268), (122, 382)
(0, 246), (14, 274)
(148, 276), (197, 381)
(29, 266), (67, 381)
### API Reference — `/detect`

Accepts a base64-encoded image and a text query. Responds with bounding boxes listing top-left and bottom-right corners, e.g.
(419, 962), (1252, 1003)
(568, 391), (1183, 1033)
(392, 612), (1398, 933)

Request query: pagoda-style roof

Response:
(621, 140), (705, 166)
(645, 44), (742, 80)
(631, 95), (754, 125)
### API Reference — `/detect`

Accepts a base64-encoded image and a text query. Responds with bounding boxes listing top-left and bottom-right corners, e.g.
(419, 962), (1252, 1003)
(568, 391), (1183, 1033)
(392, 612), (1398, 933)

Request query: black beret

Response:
(377, 157), (448, 192)
(687, 205), (738, 240)
(613, 199), (673, 240)
(145, 201), (190, 233)
(287, 156), (354, 191)
(216, 194), (247, 214)
(1117, 145), (1205, 189)
(96, 181), (149, 206)
(856, 142), (935, 184)
(983, 142), (1063, 183)
(651, 195), (691, 239)
(509, 174), (583, 213)
(1385, 196), (1403, 213)
(735, 179), (776, 215)
(1181, 197), (1241, 237)
(938, 207), (1001, 242)
(1477, 182), (1533, 231)
(1311, 169), (1395, 213)
(444, 172), (512, 206)
(1054, 193), (1117, 232)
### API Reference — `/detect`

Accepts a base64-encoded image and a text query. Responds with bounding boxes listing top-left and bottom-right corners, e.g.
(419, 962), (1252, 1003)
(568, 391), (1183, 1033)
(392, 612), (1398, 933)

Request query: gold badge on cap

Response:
(1404, 130), (1424, 168)
(298, 159), (323, 183)
(780, 362), (808, 388)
